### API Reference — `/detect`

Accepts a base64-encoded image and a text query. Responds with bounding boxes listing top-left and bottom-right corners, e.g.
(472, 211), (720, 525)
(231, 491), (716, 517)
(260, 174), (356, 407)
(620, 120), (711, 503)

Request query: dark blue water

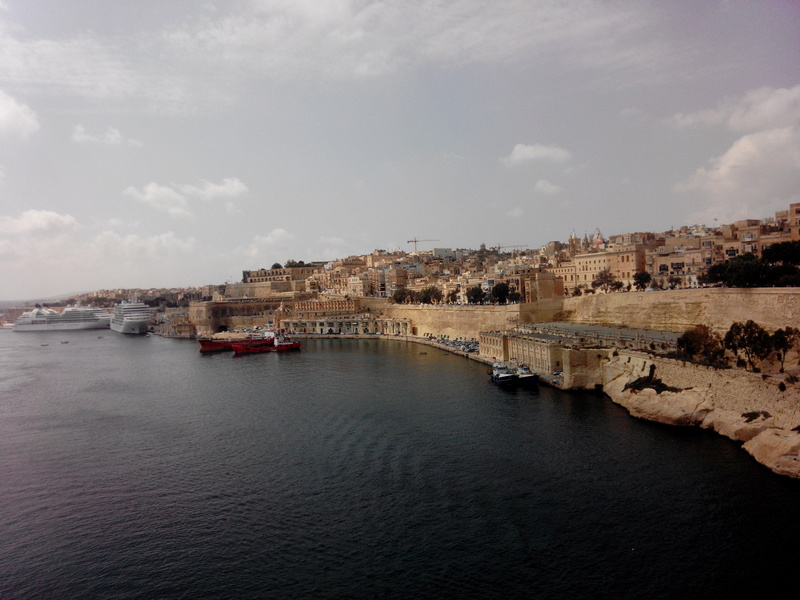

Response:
(1, 331), (799, 599)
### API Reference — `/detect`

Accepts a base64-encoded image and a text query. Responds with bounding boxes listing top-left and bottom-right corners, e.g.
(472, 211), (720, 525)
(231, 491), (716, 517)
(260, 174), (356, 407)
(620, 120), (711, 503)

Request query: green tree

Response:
(771, 326), (799, 372)
(667, 276), (681, 290)
(724, 320), (773, 371)
(508, 291), (521, 303)
(271, 262), (283, 269)
(677, 324), (726, 367)
(284, 259), (305, 268)
(419, 285), (443, 304)
(491, 282), (510, 304)
(466, 286), (485, 304)
(702, 253), (766, 288)
(762, 241), (800, 266)
(391, 287), (408, 303)
(591, 268), (616, 292)
(446, 289), (459, 303)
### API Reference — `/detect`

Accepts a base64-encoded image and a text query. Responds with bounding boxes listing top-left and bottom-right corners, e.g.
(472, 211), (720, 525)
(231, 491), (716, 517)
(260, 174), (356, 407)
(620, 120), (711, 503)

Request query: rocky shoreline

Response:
(602, 354), (800, 479)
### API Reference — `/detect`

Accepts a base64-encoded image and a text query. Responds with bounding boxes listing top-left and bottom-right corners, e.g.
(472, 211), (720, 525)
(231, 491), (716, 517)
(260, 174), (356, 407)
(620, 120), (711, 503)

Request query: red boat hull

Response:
(231, 340), (300, 355)
(198, 339), (234, 352)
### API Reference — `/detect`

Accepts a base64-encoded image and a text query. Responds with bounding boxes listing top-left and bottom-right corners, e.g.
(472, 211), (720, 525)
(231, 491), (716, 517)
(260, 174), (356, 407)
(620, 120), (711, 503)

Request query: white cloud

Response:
(124, 182), (192, 219)
(0, 209), (79, 236)
(241, 228), (296, 259)
(0, 89), (40, 139)
(123, 177), (248, 218)
(176, 177), (249, 199)
(534, 179), (562, 195)
(670, 85), (800, 132)
(676, 126), (800, 222)
(507, 207), (524, 218)
(160, 1), (663, 81)
(72, 124), (142, 146)
(502, 144), (572, 165)
(91, 230), (197, 260)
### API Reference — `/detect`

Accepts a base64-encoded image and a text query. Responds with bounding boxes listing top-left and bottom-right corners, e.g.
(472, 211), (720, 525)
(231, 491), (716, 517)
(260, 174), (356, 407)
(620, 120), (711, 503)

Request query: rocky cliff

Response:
(602, 352), (800, 479)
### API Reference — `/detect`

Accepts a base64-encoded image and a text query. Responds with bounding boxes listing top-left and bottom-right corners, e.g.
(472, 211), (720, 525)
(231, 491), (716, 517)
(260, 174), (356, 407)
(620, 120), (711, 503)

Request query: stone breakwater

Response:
(602, 351), (800, 479)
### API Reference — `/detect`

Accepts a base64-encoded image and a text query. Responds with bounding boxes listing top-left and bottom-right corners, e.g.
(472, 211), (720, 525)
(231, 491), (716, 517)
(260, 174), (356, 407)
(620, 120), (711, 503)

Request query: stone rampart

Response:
(561, 288), (800, 333)
(380, 300), (562, 340)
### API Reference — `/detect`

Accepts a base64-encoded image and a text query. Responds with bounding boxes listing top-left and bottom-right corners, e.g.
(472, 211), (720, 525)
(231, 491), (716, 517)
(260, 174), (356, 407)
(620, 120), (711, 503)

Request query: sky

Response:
(1, 0), (799, 300)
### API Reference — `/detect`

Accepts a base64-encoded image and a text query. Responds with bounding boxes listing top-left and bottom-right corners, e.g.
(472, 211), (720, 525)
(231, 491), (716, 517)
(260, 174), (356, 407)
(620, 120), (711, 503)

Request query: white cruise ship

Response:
(110, 301), (152, 334)
(13, 306), (111, 331)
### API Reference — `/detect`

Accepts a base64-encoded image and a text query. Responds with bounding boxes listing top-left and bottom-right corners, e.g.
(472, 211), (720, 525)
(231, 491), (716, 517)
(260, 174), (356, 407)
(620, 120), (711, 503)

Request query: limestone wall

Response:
(561, 288), (800, 333)
(378, 300), (563, 340)
(380, 304), (521, 339)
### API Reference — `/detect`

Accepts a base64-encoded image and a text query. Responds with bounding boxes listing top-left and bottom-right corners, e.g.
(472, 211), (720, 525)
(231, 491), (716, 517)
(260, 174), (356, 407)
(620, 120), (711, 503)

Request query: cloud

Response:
(0, 90), (40, 139)
(91, 230), (197, 260)
(176, 177), (249, 199)
(72, 124), (142, 146)
(670, 85), (800, 132)
(124, 182), (192, 218)
(502, 144), (572, 165)
(0, 209), (79, 235)
(676, 126), (800, 222)
(123, 177), (248, 218)
(534, 179), (562, 195)
(159, 1), (665, 81)
(507, 207), (524, 218)
(241, 228), (296, 259)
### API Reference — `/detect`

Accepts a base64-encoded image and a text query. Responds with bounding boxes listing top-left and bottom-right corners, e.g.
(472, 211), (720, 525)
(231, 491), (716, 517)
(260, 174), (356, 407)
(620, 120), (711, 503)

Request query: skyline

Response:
(1, 1), (799, 300)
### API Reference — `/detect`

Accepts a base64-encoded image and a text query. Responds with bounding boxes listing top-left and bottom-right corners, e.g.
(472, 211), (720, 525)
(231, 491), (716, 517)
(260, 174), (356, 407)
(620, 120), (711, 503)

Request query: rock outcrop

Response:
(743, 429), (800, 479)
(602, 353), (800, 479)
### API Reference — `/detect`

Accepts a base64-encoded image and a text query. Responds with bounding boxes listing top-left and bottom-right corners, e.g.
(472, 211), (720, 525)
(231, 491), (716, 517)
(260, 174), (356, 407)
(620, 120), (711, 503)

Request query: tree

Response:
(466, 286), (485, 304)
(771, 327), (799, 372)
(667, 276), (681, 290)
(284, 259), (305, 268)
(419, 285), (443, 304)
(508, 291), (521, 303)
(271, 262), (283, 269)
(391, 287), (408, 303)
(446, 289), (459, 303)
(591, 268), (616, 292)
(724, 320), (773, 371)
(491, 282), (510, 304)
(762, 241), (800, 266)
(677, 324), (726, 367)
(702, 253), (767, 288)
(610, 280), (624, 292)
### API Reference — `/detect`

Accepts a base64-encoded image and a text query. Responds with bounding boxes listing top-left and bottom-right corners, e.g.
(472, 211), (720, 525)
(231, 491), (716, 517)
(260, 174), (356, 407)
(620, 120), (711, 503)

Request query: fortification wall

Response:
(561, 288), (800, 333)
(379, 300), (563, 340)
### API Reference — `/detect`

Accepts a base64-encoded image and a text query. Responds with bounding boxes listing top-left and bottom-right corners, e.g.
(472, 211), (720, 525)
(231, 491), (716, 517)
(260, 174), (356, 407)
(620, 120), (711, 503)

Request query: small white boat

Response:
(514, 363), (539, 385)
(489, 362), (516, 384)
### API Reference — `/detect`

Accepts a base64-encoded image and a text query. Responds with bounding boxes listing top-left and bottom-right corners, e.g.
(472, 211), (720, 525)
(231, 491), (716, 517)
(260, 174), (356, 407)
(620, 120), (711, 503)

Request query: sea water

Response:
(1, 331), (799, 599)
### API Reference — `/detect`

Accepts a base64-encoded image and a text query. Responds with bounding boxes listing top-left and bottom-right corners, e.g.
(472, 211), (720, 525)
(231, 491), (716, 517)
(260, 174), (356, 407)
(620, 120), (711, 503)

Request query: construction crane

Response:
(407, 238), (439, 253)
(495, 244), (529, 254)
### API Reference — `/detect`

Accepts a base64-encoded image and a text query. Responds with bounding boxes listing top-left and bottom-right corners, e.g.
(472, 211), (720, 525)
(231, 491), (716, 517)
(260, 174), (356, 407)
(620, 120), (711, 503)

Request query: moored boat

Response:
(514, 363), (540, 385)
(489, 361), (516, 384)
(198, 338), (235, 352)
(12, 306), (111, 331)
(110, 300), (151, 334)
(231, 330), (300, 355)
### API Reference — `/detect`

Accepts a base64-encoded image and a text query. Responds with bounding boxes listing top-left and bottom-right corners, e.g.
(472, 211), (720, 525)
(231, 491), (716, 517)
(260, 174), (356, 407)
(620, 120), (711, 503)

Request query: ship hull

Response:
(110, 319), (149, 334)
(13, 321), (110, 332)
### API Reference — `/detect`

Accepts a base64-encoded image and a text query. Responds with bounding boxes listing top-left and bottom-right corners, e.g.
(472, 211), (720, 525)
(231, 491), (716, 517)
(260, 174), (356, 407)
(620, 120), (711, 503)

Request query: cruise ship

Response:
(110, 300), (152, 334)
(13, 306), (111, 331)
